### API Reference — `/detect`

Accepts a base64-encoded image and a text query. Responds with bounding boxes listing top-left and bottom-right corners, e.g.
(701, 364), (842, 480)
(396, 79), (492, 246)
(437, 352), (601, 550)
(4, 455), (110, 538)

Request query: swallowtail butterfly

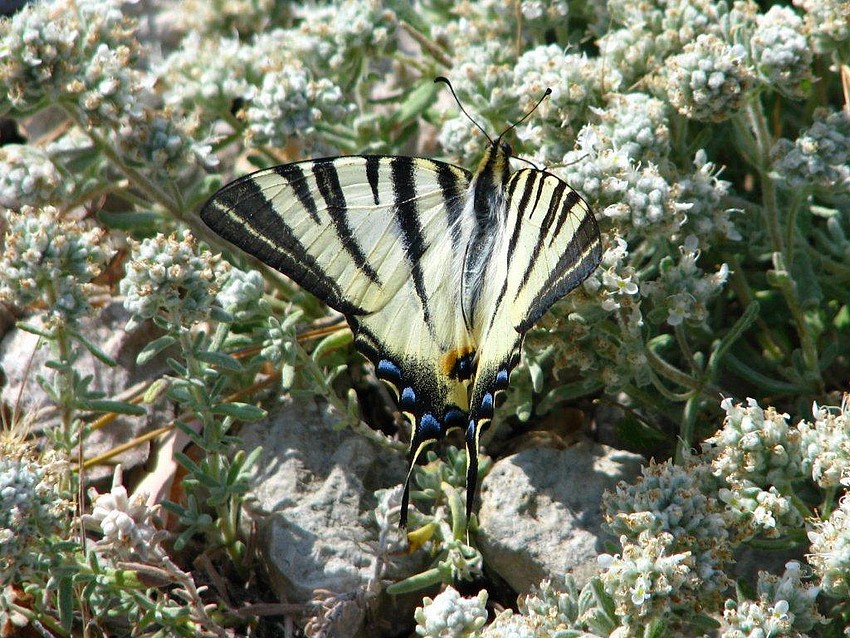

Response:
(201, 78), (602, 527)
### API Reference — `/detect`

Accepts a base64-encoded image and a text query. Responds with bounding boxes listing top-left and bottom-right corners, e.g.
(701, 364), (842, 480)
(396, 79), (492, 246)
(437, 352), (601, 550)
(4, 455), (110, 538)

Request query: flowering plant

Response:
(1, 0), (849, 635)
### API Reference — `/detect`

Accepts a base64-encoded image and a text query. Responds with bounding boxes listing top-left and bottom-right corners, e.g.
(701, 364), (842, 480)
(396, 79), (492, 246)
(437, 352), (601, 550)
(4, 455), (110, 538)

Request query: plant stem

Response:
(63, 106), (183, 220)
(743, 99), (823, 392)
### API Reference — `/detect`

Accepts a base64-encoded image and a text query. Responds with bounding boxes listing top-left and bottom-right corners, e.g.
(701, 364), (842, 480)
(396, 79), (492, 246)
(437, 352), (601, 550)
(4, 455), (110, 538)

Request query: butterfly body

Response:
(201, 138), (601, 527)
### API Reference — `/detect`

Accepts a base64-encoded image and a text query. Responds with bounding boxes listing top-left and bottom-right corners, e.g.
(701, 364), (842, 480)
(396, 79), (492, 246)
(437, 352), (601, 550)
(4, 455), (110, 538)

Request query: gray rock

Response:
(241, 399), (427, 637)
(0, 302), (171, 480)
(477, 438), (645, 594)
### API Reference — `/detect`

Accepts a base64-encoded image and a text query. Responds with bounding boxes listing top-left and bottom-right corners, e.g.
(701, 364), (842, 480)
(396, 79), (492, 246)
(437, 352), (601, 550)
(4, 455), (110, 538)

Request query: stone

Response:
(476, 438), (644, 594)
(0, 302), (171, 480)
(241, 399), (428, 637)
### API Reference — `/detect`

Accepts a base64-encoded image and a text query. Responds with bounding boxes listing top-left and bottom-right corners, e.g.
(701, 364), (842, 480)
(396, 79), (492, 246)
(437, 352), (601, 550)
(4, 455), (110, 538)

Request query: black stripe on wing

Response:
(200, 173), (366, 316)
(515, 179), (571, 292)
(436, 161), (467, 253)
(391, 157), (432, 325)
(517, 209), (601, 332)
(313, 159), (382, 286)
(275, 163), (320, 223)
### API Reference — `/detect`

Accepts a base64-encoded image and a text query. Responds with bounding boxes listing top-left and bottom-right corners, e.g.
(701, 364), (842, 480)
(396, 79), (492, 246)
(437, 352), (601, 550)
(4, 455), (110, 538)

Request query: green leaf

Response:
(166, 357), (189, 377)
(69, 328), (118, 366)
(211, 402), (266, 422)
(137, 335), (177, 366)
(538, 379), (604, 413)
(386, 567), (443, 595)
(143, 377), (170, 404)
(209, 306), (235, 323)
(391, 80), (439, 124)
(58, 575), (75, 631)
(97, 209), (162, 231)
(195, 349), (243, 372)
(707, 301), (759, 377)
(80, 399), (146, 416)
(16, 321), (54, 339)
(643, 618), (667, 638)
(312, 327), (353, 361)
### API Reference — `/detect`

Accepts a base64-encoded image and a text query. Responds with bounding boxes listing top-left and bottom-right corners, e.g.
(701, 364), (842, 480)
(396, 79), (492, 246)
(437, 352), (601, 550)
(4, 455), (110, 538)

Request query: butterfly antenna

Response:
(499, 87), (552, 140)
(434, 76), (494, 145)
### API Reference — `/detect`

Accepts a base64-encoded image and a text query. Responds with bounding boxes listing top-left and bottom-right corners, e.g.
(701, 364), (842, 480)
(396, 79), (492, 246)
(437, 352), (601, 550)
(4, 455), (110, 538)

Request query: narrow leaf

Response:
(137, 335), (177, 366)
(80, 399), (146, 416)
(211, 402), (267, 422)
(195, 349), (243, 372)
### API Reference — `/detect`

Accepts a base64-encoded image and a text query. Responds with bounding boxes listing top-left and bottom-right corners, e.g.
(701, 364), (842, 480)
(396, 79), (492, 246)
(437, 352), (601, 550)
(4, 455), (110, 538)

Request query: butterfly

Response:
(200, 78), (602, 528)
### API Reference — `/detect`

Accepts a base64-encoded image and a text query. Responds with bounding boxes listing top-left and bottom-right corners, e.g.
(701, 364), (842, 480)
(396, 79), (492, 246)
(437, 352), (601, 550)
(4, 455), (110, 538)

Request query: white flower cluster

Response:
(799, 396), (850, 489)
(295, 0), (399, 72)
(160, 27), (352, 152)
(562, 129), (681, 235)
(0, 205), (110, 325)
(163, 0), (282, 39)
(665, 34), (755, 122)
(704, 398), (805, 539)
(793, 0), (850, 55)
(120, 230), (230, 331)
(511, 46), (615, 158)
(673, 150), (741, 244)
(0, 0), (142, 126)
(597, 530), (695, 630)
(721, 562), (822, 636)
(115, 108), (218, 179)
(750, 5), (813, 98)
(641, 236), (730, 327)
(0, 145), (67, 210)
(83, 482), (157, 560)
(771, 108), (850, 196)
(215, 267), (265, 321)
(484, 578), (586, 638)
(247, 72), (348, 149)
(0, 455), (64, 579)
(601, 0), (728, 84)
(593, 93), (670, 165)
(603, 459), (732, 601)
(808, 495), (850, 598)
(413, 586), (488, 638)
(157, 33), (253, 119)
(708, 398), (803, 487)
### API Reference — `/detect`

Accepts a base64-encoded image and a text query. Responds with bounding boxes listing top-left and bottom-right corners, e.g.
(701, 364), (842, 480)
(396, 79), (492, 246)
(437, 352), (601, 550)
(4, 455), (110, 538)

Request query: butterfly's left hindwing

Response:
(201, 155), (478, 526)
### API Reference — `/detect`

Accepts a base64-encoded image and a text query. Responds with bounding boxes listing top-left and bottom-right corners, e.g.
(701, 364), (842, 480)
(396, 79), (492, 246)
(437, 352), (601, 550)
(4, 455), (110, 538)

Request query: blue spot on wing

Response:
(444, 407), (467, 431)
(419, 412), (443, 440)
(495, 368), (509, 388)
(480, 392), (494, 415)
(376, 358), (402, 385)
(400, 386), (416, 410)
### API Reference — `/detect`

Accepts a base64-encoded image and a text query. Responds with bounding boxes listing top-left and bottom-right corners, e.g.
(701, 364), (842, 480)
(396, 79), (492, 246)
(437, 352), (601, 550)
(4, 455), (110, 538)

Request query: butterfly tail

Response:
(399, 413), (447, 528)
(464, 418), (481, 526)
(399, 465), (414, 528)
